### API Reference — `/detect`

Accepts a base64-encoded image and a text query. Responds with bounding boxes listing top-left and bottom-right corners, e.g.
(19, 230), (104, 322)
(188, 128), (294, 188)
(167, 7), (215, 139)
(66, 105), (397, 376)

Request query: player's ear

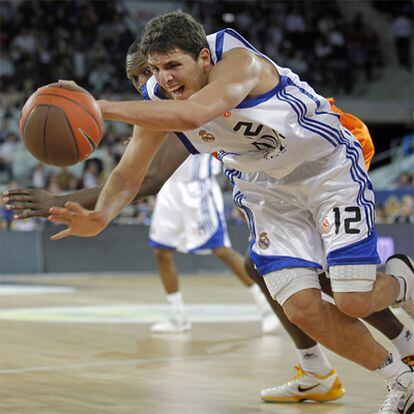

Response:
(198, 48), (211, 69)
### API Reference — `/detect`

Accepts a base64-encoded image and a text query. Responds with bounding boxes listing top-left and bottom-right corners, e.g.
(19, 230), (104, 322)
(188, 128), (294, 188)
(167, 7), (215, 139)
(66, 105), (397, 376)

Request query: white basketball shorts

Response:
(149, 177), (231, 254)
(230, 144), (380, 302)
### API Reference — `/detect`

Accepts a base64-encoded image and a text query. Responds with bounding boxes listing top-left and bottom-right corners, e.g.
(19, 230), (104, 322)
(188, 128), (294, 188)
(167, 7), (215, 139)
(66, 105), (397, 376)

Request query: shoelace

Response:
(378, 384), (405, 413)
(283, 365), (310, 386)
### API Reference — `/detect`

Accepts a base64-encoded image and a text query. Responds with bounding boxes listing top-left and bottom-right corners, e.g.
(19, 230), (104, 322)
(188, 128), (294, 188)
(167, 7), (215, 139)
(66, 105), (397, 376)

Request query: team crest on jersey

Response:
(258, 232), (270, 249)
(199, 130), (215, 143)
(321, 218), (330, 234)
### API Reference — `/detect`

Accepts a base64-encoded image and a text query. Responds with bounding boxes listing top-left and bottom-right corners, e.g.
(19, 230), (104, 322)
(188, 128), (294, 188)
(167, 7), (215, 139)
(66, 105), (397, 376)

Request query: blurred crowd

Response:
(190, 0), (384, 95)
(0, 0), (413, 230)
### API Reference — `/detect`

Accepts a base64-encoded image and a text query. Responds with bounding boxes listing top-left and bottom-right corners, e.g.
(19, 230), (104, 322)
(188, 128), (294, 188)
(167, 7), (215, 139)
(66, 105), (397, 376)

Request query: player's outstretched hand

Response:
(48, 201), (108, 240)
(2, 188), (59, 219)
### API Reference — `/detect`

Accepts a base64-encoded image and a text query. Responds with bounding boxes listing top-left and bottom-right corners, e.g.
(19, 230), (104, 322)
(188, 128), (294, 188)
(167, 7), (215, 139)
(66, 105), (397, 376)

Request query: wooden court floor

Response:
(0, 272), (412, 414)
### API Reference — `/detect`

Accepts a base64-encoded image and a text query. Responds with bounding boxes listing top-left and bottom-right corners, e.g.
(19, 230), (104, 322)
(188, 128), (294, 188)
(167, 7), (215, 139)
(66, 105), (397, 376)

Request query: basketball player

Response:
(6, 24), (414, 412)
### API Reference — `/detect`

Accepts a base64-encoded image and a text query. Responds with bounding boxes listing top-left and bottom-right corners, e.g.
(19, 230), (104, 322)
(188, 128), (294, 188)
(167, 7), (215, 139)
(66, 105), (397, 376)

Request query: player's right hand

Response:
(1, 189), (61, 219)
(48, 202), (108, 240)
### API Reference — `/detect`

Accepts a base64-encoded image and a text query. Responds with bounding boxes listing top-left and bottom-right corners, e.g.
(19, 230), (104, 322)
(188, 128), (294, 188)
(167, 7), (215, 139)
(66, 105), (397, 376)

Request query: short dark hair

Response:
(127, 38), (141, 56)
(140, 11), (209, 60)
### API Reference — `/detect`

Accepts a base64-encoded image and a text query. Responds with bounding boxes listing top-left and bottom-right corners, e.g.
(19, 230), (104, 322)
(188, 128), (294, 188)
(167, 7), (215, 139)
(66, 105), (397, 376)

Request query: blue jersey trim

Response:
(154, 83), (166, 99)
(148, 239), (175, 250)
(213, 28), (286, 109)
(174, 132), (200, 154)
(327, 229), (381, 267)
(215, 29), (226, 61)
(200, 180), (214, 232)
(236, 77), (288, 109)
(276, 86), (375, 232)
(249, 240), (322, 276)
(234, 190), (256, 239)
(141, 83), (150, 101)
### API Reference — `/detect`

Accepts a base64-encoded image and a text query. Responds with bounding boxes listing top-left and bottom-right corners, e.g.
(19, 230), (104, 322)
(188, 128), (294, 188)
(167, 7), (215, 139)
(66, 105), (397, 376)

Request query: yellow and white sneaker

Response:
(403, 354), (414, 367)
(261, 365), (345, 403)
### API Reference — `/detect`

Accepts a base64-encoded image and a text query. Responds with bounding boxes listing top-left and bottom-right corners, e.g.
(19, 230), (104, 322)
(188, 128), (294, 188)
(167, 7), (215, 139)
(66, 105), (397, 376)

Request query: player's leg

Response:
(148, 183), (191, 333)
(244, 255), (343, 402)
(235, 159), (412, 409)
(311, 145), (414, 411)
(149, 250), (191, 333)
(319, 272), (414, 365)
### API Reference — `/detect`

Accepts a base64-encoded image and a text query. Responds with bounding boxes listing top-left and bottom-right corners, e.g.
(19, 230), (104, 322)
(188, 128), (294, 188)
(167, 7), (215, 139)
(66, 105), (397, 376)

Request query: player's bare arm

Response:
(2, 133), (189, 220)
(48, 127), (167, 240)
(99, 49), (274, 131)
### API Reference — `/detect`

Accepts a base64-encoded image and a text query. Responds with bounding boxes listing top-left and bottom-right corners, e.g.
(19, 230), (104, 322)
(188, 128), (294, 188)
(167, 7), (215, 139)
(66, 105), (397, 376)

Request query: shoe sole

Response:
(261, 377), (345, 403)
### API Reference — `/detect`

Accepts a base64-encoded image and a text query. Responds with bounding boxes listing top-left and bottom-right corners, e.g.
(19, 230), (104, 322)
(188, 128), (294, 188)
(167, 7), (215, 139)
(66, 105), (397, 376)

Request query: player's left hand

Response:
(48, 201), (108, 240)
(2, 188), (60, 219)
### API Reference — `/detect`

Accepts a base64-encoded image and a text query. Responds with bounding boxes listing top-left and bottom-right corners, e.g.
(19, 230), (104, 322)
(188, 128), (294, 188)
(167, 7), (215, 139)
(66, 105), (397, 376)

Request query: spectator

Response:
(396, 171), (414, 188)
(390, 14), (412, 70)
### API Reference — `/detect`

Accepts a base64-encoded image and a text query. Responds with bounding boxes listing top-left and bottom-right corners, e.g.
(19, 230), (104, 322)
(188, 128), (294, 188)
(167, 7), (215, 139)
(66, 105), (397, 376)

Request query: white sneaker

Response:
(150, 317), (191, 334)
(261, 365), (345, 403)
(386, 255), (414, 313)
(261, 310), (280, 334)
(377, 369), (414, 414)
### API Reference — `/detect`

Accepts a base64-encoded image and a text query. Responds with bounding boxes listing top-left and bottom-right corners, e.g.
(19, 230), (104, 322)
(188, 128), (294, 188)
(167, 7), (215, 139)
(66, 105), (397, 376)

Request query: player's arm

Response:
(47, 127), (167, 240)
(1, 133), (189, 219)
(99, 49), (262, 131)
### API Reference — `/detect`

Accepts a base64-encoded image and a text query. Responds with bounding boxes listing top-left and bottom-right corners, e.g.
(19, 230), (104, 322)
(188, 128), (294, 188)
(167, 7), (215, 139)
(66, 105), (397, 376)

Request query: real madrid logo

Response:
(258, 232), (270, 249)
(321, 218), (330, 234)
(199, 130), (215, 143)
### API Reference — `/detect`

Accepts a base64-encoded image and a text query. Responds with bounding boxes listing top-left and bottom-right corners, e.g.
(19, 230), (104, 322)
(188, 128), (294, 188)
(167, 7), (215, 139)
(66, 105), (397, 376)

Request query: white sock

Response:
(392, 328), (414, 358)
(166, 291), (186, 318)
(297, 345), (332, 376)
(249, 284), (271, 315)
(377, 353), (412, 382)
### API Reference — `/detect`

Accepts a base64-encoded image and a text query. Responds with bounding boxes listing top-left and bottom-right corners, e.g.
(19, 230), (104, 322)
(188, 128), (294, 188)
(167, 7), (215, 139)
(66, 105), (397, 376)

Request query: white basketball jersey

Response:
(169, 152), (222, 183)
(143, 28), (362, 180)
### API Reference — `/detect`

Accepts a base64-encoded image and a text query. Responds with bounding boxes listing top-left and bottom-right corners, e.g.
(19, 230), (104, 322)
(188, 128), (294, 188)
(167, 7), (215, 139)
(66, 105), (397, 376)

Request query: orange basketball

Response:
(19, 82), (104, 167)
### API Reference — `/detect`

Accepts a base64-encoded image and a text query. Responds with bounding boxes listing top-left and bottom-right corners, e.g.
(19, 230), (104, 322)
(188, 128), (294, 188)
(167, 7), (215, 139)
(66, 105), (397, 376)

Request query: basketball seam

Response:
(35, 92), (103, 137)
(43, 106), (50, 165)
(60, 107), (80, 164)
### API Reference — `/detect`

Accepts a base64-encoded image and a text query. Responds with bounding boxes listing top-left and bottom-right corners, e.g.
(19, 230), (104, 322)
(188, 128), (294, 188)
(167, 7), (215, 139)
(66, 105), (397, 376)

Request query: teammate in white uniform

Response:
(149, 152), (278, 333)
(48, 13), (414, 413)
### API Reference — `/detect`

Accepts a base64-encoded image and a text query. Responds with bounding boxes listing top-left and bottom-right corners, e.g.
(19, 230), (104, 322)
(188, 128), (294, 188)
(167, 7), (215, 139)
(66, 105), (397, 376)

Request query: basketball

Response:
(19, 82), (104, 167)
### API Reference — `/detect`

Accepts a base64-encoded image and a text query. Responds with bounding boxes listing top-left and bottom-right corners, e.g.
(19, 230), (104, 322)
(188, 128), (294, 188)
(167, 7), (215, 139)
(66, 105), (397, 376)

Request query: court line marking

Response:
(0, 353), (246, 375)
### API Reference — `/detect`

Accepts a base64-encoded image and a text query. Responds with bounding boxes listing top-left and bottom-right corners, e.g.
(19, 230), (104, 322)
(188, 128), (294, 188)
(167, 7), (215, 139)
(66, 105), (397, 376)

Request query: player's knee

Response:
(334, 292), (372, 318)
(212, 247), (230, 260)
(153, 248), (173, 262)
(283, 296), (322, 332)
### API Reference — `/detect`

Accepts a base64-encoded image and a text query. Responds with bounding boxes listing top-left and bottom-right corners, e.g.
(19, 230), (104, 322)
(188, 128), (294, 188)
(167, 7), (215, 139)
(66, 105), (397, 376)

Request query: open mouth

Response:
(170, 85), (185, 97)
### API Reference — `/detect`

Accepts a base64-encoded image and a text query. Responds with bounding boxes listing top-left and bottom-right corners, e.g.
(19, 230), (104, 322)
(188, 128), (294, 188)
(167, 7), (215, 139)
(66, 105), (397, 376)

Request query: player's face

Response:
(126, 52), (152, 94)
(147, 47), (211, 100)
